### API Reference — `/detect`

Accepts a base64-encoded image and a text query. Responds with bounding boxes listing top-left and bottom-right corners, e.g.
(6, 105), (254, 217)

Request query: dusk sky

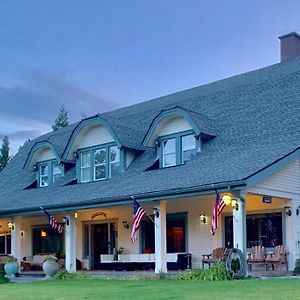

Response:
(1, 1), (300, 154)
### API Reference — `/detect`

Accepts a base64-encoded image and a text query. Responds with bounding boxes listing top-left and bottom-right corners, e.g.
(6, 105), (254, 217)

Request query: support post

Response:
(232, 191), (247, 255)
(11, 216), (22, 266)
(154, 200), (167, 274)
(65, 214), (76, 272)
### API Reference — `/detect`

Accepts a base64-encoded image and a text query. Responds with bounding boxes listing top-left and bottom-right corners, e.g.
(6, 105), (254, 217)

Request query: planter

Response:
(4, 262), (19, 278)
(43, 260), (59, 279)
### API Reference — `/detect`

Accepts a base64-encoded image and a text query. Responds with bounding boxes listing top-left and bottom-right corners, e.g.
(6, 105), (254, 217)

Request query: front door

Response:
(93, 223), (109, 269)
(91, 222), (117, 269)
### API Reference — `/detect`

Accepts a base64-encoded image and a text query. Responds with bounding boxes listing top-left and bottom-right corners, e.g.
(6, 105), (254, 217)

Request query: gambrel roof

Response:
(0, 56), (300, 215)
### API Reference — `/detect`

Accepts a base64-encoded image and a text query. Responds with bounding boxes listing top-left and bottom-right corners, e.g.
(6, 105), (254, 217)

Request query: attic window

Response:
(159, 132), (197, 168)
(38, 160), (63, 187)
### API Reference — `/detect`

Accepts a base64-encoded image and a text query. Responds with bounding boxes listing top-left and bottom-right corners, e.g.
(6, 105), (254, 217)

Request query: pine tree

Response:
(52, 105), (69, 131)
(0, 136), (10, 172)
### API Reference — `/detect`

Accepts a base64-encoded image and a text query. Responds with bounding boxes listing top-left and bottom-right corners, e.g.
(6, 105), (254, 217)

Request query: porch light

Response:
(285, 206), (292, 216)
(41, 230), (47, 237)
(8, 222), (15, 231)
(199, 214), (207, 224)
(63, 216), (70, 225)
(231, 199), (239, 211)
(122, 221), (129, 229)
(74, 212), (78, 219)
(222, 193), (233, 206)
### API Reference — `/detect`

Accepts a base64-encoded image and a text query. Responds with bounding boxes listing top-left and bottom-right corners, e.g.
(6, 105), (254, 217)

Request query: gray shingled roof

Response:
(1, 56), (300, 215)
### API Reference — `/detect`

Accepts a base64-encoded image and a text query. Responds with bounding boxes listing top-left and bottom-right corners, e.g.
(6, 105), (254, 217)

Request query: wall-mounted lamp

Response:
(155, 140), (161, 148)
(63, 216), (70, 226)
(74, 212), (78, 219)
(33, 164), (38, 171)
(285, 206), (292, 216)
(297, 206), (300, 216)
(221, 193), (239, 211)
(73, 151), (79, 159)
(8, 222), (15, 231)
(153, 208), (160, 218)
(199, 214), (207, 224)
(122, 221), (129, 229)
(20, 231), (25, 237)
(41, 230), (47, 238)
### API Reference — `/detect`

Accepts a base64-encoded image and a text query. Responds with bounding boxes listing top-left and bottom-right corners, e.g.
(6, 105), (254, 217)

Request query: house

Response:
(0, 32), (300, 273)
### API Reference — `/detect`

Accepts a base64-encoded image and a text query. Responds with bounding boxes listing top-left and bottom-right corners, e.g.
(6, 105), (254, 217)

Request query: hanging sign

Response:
(263, 196), (272, 204)
(91, 211), (107, 220)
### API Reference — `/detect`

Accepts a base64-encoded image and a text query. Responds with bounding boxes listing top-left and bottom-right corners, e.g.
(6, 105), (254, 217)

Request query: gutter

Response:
(0, 179), (246, 217)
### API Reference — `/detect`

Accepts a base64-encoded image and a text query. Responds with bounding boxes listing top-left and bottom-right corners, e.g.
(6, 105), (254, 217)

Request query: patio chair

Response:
(265, 245), (288, 271)
(202, 247), (227, 268)
(247, 246), (266, 271)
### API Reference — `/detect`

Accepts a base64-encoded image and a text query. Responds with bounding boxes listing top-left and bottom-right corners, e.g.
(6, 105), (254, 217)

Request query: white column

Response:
(233, 192), (247, 255)
(286, 198), (300, 270)
(11, 216), (22, 266)
(154, 200), (167, 274)
(65, 214), (76, 272)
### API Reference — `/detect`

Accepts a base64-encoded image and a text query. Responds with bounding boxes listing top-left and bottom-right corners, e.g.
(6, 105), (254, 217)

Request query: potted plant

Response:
(4, 256), (19, 278)
(42, 255), (59, 279)
(113, 247), (125, 261)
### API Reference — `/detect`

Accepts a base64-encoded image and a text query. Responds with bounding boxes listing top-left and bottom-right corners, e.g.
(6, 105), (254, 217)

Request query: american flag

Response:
(131, 199), (146, 243)
(211, 193), (225, 235)
(40, 207), (64, 234)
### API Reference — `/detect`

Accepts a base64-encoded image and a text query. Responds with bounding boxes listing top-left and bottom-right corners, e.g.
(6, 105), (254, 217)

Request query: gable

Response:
(36, 148), (56, 162)
(157, 116), (192, 137)
(250, 158), (300, 196)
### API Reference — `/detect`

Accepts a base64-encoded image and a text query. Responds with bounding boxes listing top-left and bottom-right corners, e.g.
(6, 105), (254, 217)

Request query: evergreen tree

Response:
(52, 105), (69, 131)
(0, 136), (10, 172)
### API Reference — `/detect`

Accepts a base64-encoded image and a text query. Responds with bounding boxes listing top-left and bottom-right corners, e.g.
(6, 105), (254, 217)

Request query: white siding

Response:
(36, 149), (56, 162)
(77, 125), (114, 149)
(250, 158), (300, 196)
(147, 116), (193, 147)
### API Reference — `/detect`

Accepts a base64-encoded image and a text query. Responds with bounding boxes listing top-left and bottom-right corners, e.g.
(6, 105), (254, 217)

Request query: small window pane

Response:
(95, 165), (106, 180)
(94, 149), (106, 165)
(182, 135), (196, 163)
(53, 162), (62, 183)
(82, 168), (91, 182)
(40, 176), (48, 187)
(110, 146), (119, 163)
(40, 165), (48, 176)
(81, 152), (91, 167)
(162, 139), (176, 167)
(109, 146), (120, 177)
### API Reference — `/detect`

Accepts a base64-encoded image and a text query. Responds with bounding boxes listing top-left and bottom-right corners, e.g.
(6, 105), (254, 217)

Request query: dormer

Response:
(63, 116), (124, 183)
(143, 107), (216, 168)
(24, 141), (63, 187)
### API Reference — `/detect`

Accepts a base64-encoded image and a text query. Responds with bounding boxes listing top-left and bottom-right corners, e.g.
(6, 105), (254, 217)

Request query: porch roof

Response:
(1, 56), (300, 215)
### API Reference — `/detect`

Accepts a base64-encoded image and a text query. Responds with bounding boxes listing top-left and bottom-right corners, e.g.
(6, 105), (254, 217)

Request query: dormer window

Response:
(160, 132), (197, 168)
(78, 144), (121, 183)
(39, 161), (63, 187)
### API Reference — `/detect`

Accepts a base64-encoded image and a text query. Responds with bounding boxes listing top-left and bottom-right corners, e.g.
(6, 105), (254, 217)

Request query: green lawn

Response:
(1, 278), (300, 300)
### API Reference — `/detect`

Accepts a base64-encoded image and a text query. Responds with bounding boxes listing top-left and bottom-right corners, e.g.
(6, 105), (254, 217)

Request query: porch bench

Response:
(99, 253), (191, 271)
(21, 254), (56, 271)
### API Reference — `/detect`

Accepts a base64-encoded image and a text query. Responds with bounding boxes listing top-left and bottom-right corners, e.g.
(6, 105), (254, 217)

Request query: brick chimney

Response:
(279, 32), (300, 62)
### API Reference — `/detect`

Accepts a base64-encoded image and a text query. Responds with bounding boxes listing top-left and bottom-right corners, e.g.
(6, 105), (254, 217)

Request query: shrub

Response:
(294, 259), (300, 275)
(5, 256), (17, 263)
(52, 270), (91, 280)
(0, 270), (8, 284)
(178, 262), (228, 281)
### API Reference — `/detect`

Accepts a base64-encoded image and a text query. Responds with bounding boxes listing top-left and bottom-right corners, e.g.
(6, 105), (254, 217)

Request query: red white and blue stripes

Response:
(211, 193), (225, 236)
(131, 199), (146, 243)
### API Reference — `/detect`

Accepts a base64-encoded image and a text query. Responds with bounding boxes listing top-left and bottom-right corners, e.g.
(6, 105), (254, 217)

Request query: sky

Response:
(1, 0), (300, 154)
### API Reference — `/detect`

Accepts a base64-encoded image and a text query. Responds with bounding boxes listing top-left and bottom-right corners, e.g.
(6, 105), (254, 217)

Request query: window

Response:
(52, 162), (62, 183)
(81, 152), (91, 182)
(182, 134), (197, 163)
(140, 213), (187, 253)
(162, 138), (176, 167)
(160, 132), (197, 168)
(79, 144), (121, 183)
(94, 148), (106, 180)
(224, 212), (283, 248)
(39, 165), (49, 187)
(32, 226), (64, 255)
(0, 234), (11, 254)
(38, 160), (63, 187)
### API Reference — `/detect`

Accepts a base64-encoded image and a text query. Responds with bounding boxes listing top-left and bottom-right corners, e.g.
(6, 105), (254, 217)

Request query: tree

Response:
(52, 105), (69, 131)
(0, 136), (10, 172)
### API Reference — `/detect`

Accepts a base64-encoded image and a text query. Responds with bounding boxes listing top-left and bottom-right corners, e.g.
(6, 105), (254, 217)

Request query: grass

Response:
(1, 278), (300, 300)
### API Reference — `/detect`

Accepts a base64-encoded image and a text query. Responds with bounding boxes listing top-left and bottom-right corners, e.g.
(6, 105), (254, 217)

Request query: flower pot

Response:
(4, 262), (19, 278)
(43, 260), (59, 279)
